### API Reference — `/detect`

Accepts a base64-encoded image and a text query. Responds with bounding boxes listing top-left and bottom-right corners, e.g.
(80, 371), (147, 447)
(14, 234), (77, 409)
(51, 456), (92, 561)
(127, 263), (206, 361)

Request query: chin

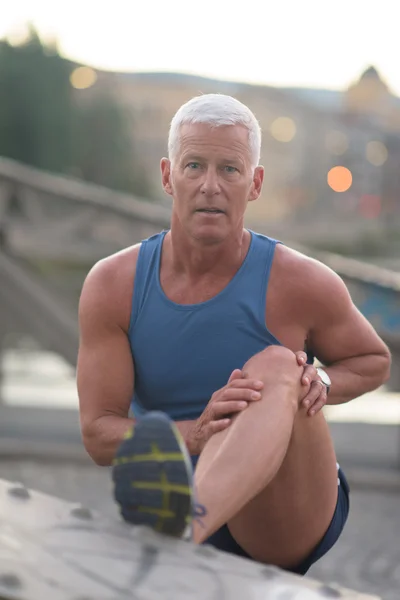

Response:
(190, 226), (228, 245)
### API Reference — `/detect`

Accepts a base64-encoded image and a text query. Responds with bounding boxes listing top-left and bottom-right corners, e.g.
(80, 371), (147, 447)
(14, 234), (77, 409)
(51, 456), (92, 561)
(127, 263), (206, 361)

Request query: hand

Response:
(189, 369), (264, 455)
(295, 351), (328, 417)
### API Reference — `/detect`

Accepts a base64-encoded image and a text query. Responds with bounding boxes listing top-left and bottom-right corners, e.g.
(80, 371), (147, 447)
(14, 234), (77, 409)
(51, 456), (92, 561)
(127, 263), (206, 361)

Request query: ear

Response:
(161, 158), (173, 196)
(248, 166), (264, 202)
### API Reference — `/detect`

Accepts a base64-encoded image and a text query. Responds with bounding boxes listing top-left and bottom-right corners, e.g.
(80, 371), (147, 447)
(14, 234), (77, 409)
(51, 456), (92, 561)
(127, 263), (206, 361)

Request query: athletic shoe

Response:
(112, 411), (205, 538)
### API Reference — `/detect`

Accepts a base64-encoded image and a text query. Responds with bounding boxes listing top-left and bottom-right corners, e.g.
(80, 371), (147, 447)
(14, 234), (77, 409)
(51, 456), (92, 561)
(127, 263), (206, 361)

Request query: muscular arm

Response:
(77, 258), (135, 465)
(77, 254), (198, 466)
(305, 261), (391, 405)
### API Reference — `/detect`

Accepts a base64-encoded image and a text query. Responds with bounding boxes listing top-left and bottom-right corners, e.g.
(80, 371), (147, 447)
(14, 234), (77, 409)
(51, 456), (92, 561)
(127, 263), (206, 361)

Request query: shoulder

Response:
(82, 243), (142, 290)
(273, 243), (341, 282)
(271, 243), (353, 319)
(79, 243), (142, 331)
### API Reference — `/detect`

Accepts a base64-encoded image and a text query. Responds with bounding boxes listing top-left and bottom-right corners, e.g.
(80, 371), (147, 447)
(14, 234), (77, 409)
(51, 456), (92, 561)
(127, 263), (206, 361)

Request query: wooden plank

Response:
(0, 479), (380, 599)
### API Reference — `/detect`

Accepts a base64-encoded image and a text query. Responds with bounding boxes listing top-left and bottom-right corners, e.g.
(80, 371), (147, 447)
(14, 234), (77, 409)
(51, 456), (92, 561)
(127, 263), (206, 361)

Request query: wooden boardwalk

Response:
(0, 478), (379, 599)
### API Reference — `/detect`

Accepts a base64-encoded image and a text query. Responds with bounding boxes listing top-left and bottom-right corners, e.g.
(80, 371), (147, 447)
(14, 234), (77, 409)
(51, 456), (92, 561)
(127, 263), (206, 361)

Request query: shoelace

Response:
(193, 502), (207, 529)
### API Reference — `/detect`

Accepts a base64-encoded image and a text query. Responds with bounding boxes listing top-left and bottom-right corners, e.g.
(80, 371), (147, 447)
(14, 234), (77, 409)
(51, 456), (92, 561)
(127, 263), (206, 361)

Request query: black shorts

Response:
(192, 458), (350, 575)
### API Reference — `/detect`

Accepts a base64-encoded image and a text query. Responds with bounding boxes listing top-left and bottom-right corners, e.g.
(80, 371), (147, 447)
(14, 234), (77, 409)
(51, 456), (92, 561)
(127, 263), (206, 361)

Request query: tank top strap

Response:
(129, 231), (166, 334)
(241, 231), (280, 325)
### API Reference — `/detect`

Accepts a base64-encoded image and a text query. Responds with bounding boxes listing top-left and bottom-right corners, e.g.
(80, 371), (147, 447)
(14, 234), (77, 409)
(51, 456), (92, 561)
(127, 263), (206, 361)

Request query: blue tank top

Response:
(128, 229), (288, 421)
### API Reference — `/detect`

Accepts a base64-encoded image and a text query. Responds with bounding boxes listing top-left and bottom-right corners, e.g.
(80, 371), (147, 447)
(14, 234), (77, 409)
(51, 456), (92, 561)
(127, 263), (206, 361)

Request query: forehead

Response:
(178, 123), (251, 160)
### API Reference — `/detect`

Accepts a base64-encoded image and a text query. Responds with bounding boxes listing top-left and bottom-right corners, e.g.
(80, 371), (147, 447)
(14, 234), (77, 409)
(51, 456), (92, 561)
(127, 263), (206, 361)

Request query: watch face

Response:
(317, 368), (331, 387)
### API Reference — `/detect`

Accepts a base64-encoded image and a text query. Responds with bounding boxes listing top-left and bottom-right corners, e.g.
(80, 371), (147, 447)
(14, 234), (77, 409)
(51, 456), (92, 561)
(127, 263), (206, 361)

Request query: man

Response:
(77, 94), (391, 575)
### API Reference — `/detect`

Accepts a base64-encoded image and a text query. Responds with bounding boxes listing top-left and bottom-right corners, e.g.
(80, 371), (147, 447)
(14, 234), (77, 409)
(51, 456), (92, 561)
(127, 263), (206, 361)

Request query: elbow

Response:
(93, 456), (112, 467)
(382, 351), (392, 384)
(378, 348), (392, 385)
(87, 449), (112, 467)
(81, 423), (112, 467)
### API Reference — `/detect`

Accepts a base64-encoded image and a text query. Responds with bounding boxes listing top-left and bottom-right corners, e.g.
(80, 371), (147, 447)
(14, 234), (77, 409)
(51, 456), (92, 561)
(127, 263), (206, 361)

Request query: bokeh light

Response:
(70, 66), (97, 90)
(327, 166), (352, 192)
(325, 131), (348, 155)
(6, 23), (31, 46)
(270, 117), (296, 143)
(366, 141), (388, 166)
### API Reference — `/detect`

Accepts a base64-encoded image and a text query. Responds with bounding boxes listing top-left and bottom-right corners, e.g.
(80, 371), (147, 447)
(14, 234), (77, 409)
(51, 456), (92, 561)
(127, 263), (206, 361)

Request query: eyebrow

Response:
(181, 155), (204, 163)
(182, 155), (243, 165)
(220, 158), (242, 165)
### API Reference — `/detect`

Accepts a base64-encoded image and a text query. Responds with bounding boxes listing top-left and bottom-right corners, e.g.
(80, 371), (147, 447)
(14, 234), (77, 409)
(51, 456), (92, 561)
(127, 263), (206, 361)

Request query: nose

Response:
(200, 167), (221, 196)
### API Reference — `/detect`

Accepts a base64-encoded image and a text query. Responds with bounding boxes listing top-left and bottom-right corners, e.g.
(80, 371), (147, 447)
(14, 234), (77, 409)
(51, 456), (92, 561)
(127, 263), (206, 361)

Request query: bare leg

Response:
(112, 344), (339, 566)
(193, 346), (303, 543)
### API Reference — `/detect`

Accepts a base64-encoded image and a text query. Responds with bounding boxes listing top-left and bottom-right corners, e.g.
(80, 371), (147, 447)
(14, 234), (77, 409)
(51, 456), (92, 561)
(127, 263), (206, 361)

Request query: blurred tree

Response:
(73, 92), (150, 197)
(0, 26), (73, 172)
(0, 25), (151, 197)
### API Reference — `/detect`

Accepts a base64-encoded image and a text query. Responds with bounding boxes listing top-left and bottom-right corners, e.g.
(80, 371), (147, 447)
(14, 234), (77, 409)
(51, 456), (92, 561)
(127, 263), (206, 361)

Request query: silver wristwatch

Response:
(316, 367), (331, 395)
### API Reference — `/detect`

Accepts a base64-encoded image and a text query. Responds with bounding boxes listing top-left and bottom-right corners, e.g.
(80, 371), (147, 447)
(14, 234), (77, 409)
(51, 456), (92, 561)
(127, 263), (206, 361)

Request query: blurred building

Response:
(345, 66), (400, 132)
(70, 65), (400, 231)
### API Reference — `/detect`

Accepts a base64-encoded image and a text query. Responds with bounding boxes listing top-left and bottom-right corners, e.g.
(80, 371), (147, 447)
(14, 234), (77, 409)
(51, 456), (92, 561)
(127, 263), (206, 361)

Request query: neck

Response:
(166, 222), (250, 278)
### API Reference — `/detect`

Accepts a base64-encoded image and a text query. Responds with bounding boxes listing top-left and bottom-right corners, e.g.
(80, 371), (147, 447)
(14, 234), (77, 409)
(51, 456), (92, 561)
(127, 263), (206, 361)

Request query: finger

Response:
(302, 381), (323, 407)
(308, 390), (327, 416)
(209, 419), (231, 433)
(301, 365), (317, 386)
(228, 369), (243, 384)
(296, 351), (308, 365)
(213, 400), (249, 417)
(228, 378), (264, 390)
(222, 387), (262, 402)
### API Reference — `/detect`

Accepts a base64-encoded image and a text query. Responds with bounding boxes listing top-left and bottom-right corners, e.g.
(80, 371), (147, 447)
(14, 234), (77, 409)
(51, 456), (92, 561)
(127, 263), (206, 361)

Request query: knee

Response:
(259, 345), (297, 363)
(242, 345), (302, 384)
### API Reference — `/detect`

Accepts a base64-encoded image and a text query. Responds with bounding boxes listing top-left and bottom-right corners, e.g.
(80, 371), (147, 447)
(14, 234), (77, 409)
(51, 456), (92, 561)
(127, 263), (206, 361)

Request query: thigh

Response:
(291, 466), (350, 575)
(205, 465), (350, 575)
(227, 409), (340, 568)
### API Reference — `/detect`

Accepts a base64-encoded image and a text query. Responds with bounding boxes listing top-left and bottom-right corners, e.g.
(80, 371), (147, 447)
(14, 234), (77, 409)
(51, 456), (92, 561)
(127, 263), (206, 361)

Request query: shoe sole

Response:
(112, 411), (194, 538)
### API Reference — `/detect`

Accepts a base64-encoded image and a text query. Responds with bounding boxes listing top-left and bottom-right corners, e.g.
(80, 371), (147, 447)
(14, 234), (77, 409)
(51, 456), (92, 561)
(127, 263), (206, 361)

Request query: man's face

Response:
(161, 123), (264, 243)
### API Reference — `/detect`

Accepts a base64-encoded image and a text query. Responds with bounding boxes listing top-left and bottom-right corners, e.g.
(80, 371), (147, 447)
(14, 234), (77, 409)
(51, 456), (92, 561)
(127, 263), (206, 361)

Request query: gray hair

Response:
(168, 94), (261, 168)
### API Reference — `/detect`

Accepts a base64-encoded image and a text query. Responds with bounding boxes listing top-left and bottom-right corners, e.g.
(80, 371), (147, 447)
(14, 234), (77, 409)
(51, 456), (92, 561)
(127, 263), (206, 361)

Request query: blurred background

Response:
(0, 2), (400, 598)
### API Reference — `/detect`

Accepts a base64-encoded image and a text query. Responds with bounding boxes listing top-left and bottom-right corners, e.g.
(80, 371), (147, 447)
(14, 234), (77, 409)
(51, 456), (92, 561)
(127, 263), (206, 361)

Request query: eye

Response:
(186, 162), (201, 170)
(224, 165), (238, 173)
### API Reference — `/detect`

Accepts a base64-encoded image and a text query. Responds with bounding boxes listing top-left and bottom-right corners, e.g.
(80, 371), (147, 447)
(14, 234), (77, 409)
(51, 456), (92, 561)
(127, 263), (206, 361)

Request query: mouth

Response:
(195, 208), (225, 214)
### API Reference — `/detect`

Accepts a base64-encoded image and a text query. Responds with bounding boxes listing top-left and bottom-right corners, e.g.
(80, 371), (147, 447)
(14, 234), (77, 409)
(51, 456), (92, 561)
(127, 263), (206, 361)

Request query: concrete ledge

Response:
(0, 437), (90, 463)
(0, 405), (82, 444)
(329, 422), (400, 470)
(1, 406), (400, 491)
(343, 465), (400, 492)
(1, 437), (400, 496)
(0, 478), (380, 599)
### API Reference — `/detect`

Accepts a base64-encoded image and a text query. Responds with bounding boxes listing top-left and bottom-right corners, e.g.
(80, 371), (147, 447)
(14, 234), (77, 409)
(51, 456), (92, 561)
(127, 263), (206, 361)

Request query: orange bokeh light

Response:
(327, 166), (352, 192)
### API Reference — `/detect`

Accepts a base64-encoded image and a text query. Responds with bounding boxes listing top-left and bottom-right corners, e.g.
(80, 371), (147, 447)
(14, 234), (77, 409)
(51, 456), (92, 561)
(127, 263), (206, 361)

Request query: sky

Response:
(1, 0), (398, 95)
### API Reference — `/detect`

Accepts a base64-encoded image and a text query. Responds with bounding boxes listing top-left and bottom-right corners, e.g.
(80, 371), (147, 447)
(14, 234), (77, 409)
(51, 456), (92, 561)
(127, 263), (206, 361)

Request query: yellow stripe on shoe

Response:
(113, 452), (186, 466)
(132, 481), (192, 495)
